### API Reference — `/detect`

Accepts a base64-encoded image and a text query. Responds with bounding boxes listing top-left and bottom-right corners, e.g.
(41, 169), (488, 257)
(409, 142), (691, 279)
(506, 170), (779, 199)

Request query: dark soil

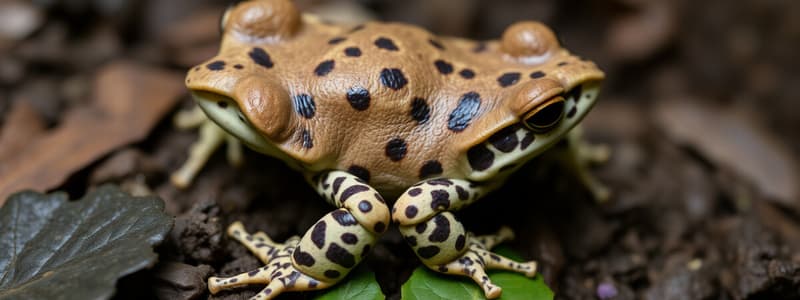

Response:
(2, 0), (799, 299)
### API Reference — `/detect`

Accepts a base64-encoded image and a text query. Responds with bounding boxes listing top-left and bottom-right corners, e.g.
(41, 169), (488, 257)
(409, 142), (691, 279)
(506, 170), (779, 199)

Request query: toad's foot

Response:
(394, 179), (536, 299)
(208, 222), (333, 300)
(171, 105), (242, 188)
(399, 214), (536, 299)
(210, 171), (390, 299)
(440, 228), (537, 298)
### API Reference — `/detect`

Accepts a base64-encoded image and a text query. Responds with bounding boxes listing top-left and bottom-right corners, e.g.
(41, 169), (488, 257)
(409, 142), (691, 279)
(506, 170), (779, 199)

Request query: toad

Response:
(183, 0), (607, 298)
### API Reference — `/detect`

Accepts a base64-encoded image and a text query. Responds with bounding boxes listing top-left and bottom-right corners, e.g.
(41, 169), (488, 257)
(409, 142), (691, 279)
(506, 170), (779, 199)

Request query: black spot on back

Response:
(375, 37), (399, 51)
(408, 188), (422, 197)
(344, 47), (362, 57)
(434, 60), (454, 75)
(301, 129), (313, 149)
(419, 160), (443, 179)
(293, 94), (316, 118)
(206, 61), (225, 71)
(467, 145), (494, 171)
(380, 68), (408, 90)
(249, 47), (274, 68)
(448, 92), (481, 132)
(530, 71), (546, 79)
(488, 126), (519, 153)
(429, 39), (445, 50)
(347, 165), (370, 182)
(557, 61), (569, 66)
(314, 60), (335, 76)
(385, 138), (407, 161)
(459, 69), (475, 79)
(497, 72), (521, 87)
(233, 64), (244, 70)
(428, 215), (451, 242)
(410, 98), (431, 124)
(346, 86), (371, 111)
(326, 243), (355, 268)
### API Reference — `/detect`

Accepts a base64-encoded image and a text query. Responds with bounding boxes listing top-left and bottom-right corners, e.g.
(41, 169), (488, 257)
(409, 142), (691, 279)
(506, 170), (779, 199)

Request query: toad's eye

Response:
(523, 96), (564, 133)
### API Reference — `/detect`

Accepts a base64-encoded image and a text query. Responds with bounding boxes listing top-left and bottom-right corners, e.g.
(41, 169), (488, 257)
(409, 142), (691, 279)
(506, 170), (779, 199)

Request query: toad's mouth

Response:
(192, 91), (273, 153)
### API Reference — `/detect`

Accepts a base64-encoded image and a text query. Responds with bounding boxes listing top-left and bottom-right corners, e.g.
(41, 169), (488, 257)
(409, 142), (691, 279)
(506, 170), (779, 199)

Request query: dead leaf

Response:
(0, 101), (46, 163)
(654, 99), (800, 211)
(0, 61), (184, 203)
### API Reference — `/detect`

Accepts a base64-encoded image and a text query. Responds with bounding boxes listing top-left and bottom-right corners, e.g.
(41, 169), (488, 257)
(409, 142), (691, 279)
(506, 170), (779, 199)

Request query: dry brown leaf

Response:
(0, 100), (46, 162)
(654, 99), (800, 211)
(0, 61), (184, 202)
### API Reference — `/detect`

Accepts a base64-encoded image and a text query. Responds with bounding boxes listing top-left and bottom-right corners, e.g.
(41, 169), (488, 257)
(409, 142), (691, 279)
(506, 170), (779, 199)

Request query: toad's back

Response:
(186, 7), (604, 196)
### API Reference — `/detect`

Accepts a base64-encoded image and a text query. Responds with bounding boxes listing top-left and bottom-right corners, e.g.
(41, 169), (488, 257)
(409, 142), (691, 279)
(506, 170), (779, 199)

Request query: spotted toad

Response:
(183, 0), (606, 298)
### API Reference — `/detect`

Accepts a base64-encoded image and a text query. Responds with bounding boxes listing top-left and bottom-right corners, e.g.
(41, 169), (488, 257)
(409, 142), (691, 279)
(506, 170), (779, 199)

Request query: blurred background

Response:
(1, 0), (799, 299)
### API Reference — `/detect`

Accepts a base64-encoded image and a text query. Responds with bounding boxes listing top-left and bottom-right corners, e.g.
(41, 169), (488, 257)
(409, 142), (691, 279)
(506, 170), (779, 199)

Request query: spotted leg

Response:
(209, 171), (390, 299)
(393, 178), (537, 299)
(171, 105), (242, 188)
(208, 222), (333, 299)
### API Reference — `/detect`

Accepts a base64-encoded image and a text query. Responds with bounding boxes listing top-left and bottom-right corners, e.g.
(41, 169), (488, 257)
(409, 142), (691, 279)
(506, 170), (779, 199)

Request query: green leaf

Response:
(0, 185), (173, 300)
(401, 246), (554, 300)
(314, 267), (384, 300)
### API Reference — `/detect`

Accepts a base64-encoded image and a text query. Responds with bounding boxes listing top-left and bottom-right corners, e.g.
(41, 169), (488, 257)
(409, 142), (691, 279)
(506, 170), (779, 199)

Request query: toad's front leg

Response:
(171, 105), (243, 188)
(209, 171), (390, 299)
(392, 179), (537, 299)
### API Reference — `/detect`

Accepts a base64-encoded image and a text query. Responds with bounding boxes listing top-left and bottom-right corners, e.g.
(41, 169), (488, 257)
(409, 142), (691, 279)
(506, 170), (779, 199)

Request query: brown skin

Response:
(185, 0), (603, 197)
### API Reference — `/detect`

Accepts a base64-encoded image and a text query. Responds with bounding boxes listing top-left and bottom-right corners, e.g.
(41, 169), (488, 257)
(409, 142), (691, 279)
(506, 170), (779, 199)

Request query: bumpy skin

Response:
(186, 0), (605, 299)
